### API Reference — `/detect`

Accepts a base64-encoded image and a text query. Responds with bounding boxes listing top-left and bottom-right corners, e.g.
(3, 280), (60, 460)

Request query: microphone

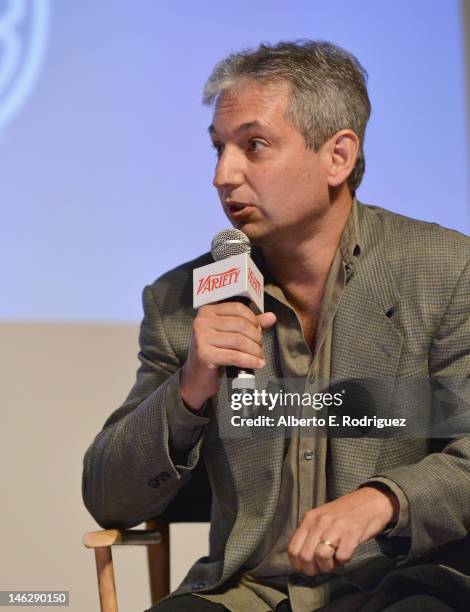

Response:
(193, 228), (264, 312)
(192, 229), (265, 416)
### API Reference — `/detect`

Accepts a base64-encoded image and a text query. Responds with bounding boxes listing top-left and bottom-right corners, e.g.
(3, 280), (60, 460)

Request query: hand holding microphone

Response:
(179, 229), (276, 412)
(180, 303), (276, 411)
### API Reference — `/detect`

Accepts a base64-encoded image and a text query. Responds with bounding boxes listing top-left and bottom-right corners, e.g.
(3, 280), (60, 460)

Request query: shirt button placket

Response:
(299, 368), (317, 514)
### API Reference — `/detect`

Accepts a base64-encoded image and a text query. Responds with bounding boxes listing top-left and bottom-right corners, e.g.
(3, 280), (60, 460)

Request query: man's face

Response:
(209, 80), (330, 246)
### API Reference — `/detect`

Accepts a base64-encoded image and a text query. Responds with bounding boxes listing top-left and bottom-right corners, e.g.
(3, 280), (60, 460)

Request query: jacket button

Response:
(304, 450), (314, 460)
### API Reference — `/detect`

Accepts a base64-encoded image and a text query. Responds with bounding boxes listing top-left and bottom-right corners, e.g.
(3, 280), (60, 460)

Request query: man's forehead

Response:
(209, 80), (290, 135)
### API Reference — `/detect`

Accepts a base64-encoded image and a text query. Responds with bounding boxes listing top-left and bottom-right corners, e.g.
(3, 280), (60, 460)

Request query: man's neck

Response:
(262, 192), (353, 313)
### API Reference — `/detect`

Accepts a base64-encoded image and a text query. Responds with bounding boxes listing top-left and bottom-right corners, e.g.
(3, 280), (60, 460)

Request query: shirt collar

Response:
(340, 196), (362, 266)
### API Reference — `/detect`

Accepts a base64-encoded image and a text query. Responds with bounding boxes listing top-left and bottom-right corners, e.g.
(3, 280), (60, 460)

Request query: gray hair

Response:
(203, 40), (371, 193)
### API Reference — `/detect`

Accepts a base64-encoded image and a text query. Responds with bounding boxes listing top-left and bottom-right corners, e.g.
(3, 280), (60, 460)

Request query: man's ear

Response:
(325, 130), (360, 188)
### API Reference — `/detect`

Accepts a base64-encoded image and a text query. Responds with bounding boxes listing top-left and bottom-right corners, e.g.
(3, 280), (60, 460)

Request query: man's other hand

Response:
(287, 486), (399, 576)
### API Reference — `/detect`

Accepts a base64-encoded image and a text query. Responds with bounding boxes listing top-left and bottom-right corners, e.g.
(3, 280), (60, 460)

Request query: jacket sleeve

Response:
(371, 257), (470, 562)
(82, 284), (209, 529)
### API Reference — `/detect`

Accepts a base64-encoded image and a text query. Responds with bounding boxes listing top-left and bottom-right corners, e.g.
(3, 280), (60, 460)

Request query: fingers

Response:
(205, 302), (261, 326)
(182, 303), (275, 406)
(207, 348), (265, 370)
(257, 311), (277, 329)
(332, 532), (356, 565)
(206, 334), (265, 370)
(211, 316), (263, 347)
(195, 303), (275, 368)
(194, 329), (265, 369)
(313, 538), (338, 574)
(290, 532), (358, 576)
(313, 530), (357, 572)
(288, 509), (362, 577)
(190, 306), (269, 373)
(287, 486), (390, 578)
(289, 527), (336, 576)
(210, 330), (264, 358)
(287, 526), (309, 573)
(202, 302), (276, 331)
(183, 267), (278, 417)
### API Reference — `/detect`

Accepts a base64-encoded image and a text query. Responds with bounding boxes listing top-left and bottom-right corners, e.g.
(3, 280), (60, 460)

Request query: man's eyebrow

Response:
(208, 121), (263, 137)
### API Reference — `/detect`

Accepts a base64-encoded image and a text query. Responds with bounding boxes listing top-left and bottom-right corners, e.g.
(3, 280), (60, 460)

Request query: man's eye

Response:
(248, 139), (267, 152)
(211, 142), (223, 158)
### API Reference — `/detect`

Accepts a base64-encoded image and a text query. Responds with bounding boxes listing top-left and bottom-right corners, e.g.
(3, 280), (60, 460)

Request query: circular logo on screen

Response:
(0, 0), (50, 131)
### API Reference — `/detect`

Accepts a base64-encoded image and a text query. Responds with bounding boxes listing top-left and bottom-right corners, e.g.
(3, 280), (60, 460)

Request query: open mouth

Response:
(225, 201), (256, 219)
(228, 203), (247, 212)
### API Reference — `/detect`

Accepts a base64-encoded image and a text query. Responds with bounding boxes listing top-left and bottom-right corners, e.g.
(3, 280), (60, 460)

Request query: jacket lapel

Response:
(329, 204), (403, 492)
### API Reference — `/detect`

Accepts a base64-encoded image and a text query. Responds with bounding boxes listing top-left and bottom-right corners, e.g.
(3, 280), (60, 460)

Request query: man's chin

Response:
(230, 220), (269, 246)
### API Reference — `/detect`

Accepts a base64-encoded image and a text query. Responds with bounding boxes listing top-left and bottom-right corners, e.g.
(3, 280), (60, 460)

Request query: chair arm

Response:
(83, 526), (165, 548)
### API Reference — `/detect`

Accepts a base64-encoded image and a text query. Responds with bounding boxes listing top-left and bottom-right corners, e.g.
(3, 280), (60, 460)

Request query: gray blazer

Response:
(82, 202), (470, 598)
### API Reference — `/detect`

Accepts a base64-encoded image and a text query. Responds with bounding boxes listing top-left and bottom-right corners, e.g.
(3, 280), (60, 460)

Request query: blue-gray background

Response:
(1, 0), (468, 322)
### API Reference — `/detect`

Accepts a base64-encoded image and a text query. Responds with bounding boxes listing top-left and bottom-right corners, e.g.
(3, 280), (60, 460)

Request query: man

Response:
(83, 41), (470, 611)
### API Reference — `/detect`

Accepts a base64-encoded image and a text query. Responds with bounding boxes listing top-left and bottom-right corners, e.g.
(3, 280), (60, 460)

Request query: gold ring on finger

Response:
(318, 539), (338, 552)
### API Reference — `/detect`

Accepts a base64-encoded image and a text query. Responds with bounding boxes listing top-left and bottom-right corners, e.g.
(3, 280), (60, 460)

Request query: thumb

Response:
(257, 311), (277, 329)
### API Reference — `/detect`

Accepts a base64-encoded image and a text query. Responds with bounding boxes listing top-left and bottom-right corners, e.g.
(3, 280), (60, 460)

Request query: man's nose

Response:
(213, 147), (244, 190)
